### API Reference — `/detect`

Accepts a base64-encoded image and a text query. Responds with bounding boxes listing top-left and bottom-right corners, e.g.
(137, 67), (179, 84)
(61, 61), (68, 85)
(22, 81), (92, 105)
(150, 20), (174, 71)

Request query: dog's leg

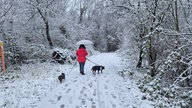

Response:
(60, 80), (62, 83)
(92, 70), (95, 75)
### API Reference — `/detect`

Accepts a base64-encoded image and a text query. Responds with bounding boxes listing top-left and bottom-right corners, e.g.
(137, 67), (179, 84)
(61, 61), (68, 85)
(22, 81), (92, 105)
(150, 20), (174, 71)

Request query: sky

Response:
(0, 51), (154, 108)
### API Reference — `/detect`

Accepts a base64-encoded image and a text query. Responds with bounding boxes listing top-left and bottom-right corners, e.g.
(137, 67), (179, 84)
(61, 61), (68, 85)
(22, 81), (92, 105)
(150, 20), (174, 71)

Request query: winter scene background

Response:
(0, 0), (192, 108)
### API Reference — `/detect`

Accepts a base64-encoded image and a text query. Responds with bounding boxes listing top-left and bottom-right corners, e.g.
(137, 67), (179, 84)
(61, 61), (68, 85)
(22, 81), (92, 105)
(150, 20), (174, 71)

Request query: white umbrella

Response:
(76, 39), (93, 46)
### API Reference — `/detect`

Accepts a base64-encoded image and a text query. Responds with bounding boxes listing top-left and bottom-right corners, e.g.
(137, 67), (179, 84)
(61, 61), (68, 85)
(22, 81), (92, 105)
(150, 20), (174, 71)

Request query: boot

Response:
(80, 72), (85, 75)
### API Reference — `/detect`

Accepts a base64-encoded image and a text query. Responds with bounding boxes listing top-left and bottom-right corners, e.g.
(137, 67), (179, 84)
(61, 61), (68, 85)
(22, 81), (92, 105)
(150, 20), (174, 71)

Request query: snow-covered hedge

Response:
(4, 44), (77, 65)
(4, 43), (50, 66)
(51, 48), (76, 64)
(118, 49), (192, 108)
(20, 44), (50, 64)
(137, 73), (192, 108)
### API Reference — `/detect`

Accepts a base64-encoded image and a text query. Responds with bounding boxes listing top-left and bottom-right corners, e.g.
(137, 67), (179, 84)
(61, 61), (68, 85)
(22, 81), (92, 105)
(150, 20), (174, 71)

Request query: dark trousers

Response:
(79, 62), (85, 73)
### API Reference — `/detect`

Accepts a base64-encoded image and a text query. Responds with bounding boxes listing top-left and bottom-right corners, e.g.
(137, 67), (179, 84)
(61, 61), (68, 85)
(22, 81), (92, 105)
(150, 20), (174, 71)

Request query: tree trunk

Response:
(149, 0), (158, 77)
(79, 2), (86, 23)
(45, 21), (53, 49)
(79, 8), (84, 23)
(37, 7), (53, 49)
(137, 48), (143, 68)
(136, 1), (144, 68)
(148, 37), (157, 77)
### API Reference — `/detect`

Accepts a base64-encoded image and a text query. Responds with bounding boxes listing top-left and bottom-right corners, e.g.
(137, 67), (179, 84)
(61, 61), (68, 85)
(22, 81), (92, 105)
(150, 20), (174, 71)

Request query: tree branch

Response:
(0, 4), (12, 19)
(116, 5), (130, 11)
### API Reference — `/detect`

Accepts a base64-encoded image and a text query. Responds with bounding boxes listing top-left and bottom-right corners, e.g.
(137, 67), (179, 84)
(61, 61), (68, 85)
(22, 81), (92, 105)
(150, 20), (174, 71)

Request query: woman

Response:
(76, 44), (88, 75)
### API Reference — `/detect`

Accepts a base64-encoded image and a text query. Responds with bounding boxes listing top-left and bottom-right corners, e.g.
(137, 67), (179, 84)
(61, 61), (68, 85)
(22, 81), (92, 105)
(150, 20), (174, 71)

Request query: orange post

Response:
(0, 41), (5, 74)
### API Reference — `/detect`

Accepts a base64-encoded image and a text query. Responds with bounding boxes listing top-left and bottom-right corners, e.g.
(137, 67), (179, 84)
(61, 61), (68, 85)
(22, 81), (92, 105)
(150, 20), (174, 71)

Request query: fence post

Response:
(0, 41), (5, 74)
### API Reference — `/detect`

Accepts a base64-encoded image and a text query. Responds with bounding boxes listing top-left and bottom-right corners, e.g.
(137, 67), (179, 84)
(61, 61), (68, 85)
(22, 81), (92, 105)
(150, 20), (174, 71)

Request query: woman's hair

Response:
(79, 44), (86, 49)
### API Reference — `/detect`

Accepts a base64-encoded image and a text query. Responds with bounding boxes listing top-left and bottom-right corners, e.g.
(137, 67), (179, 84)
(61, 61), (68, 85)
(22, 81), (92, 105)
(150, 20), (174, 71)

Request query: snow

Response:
(0, 52), (153, 108)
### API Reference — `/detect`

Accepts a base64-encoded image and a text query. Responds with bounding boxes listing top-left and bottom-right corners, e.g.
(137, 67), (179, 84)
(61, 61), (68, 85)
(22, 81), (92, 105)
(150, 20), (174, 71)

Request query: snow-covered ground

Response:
(0, 53), (153, 108)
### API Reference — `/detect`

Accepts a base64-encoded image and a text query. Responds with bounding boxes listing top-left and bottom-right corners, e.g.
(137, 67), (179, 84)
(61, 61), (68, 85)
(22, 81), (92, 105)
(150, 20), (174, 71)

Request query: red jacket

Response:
(76, 48), (88, 62)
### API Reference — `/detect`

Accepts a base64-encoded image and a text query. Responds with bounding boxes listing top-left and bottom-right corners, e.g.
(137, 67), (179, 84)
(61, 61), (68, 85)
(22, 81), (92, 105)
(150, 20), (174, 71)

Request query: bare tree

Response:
(25, 0), (56, 48)
(0, 1), (12, 24)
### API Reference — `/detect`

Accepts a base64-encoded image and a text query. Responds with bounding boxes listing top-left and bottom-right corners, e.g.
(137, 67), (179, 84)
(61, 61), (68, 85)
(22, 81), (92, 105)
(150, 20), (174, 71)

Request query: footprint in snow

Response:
(73, 79), (77, 83)
(93, 89), (96, 96)
(112, 104), (117, 108)
(57, 96), (62, 101)
(48, 99), (56, 104)
(104, 84), (107, 89)
(88, 82), (93, 88)
(91, 105), (96, 108)
(111, 94), (117, 99)
(65, 84), (68, 87)
(90, 98), (96, 105)
(60, 104), (64, 108)
(81, 99), (86, 105)
(80, 87), (86, 94)
(106, 80), (109, 83)
(66, 88), (71, 93)
(90, 98), (96, 108)
(84, 93), (87, 97)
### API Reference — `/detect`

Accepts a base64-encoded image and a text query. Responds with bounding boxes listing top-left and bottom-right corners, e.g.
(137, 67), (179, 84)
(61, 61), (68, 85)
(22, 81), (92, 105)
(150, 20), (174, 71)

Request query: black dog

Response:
(91, 65), (105, 74)
(58, 73), (65, 83)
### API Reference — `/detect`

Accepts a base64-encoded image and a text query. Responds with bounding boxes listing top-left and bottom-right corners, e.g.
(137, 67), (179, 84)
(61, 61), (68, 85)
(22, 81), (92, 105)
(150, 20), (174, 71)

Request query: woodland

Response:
(0, 0), (192, 107)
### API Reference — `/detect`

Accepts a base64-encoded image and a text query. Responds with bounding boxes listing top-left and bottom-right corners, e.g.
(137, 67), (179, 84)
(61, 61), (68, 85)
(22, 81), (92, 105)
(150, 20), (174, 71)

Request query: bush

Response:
(51, 48), (76, 64)
(137, 72), (192, 108)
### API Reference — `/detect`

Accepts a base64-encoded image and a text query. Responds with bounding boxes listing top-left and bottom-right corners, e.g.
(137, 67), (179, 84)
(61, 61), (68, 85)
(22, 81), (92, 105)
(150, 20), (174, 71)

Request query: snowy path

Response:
(36, 53), (153, 108)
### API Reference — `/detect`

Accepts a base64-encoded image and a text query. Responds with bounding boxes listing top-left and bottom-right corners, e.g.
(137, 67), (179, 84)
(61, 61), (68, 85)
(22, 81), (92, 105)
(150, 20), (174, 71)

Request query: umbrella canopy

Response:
(76, 39), (93, 46)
